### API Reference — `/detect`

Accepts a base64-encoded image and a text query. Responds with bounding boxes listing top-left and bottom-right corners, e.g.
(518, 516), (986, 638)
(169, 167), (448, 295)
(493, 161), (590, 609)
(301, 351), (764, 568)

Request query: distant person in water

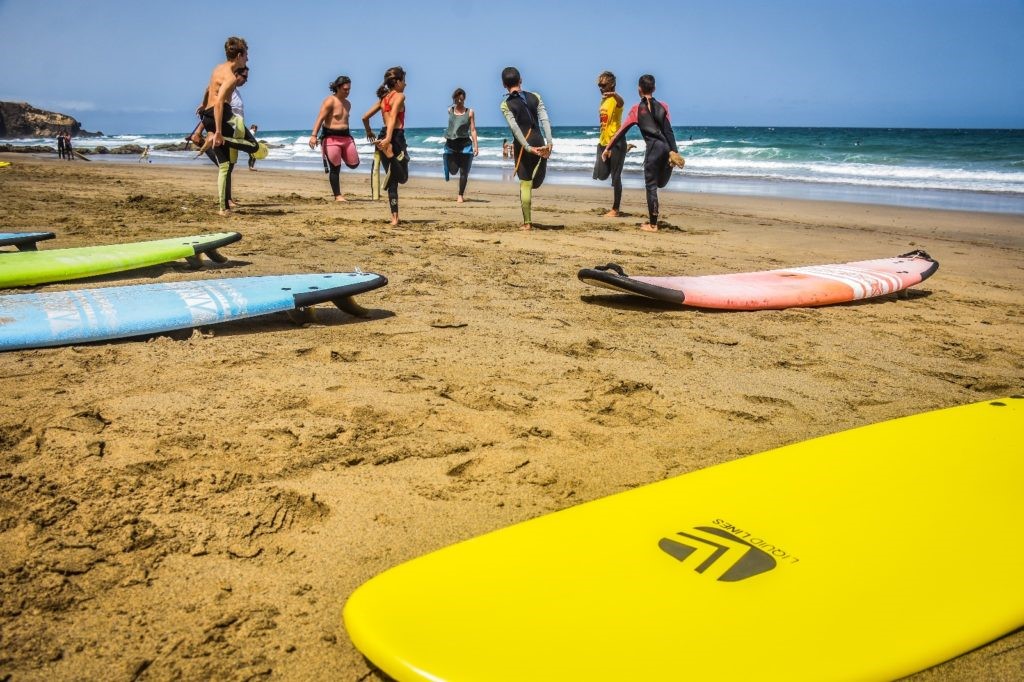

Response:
(362, 66), (409, 225)
(592, 70), (625, 217)
(310, 75), (360, 201)
(499, 66), (552, 230)
(444, 88), (479, 202)
(196, 36), (259, 215)
(139, 145), (151, 163)
(502, 138), (512, 159)
(603, 73), (684, 232)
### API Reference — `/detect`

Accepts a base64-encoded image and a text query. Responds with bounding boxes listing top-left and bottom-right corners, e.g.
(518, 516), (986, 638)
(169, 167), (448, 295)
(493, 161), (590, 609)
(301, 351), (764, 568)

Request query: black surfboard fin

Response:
(333, 296), (370, 318)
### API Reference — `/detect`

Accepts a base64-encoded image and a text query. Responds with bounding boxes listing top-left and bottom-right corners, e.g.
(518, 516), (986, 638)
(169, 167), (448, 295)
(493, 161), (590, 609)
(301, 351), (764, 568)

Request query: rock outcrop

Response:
(0, 101), (102, 138)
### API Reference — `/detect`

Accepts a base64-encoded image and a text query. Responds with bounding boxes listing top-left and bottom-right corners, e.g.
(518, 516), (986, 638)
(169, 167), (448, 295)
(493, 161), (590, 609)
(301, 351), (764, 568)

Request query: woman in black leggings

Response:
(362, 66), (409, 225)
(443, 88), (479, 202)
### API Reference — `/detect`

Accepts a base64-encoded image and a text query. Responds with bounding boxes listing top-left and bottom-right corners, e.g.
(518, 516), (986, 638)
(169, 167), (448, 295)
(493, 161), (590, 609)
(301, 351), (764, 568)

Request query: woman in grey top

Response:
(444, 88), (479, 202)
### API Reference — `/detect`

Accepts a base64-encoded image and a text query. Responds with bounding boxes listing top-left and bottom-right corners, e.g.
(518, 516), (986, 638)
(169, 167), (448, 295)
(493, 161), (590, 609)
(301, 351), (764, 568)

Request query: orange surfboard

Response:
(578, 250), (938, 310)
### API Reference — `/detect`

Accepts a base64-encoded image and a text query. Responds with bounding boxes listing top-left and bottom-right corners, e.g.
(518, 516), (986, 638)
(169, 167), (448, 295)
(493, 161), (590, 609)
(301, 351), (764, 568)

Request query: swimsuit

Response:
(320, 127), (360, 197)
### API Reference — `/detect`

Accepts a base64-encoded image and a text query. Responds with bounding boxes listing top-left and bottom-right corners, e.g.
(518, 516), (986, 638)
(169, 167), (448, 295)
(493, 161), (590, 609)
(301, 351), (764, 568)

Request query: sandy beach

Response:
(0, 154), (1022, 680)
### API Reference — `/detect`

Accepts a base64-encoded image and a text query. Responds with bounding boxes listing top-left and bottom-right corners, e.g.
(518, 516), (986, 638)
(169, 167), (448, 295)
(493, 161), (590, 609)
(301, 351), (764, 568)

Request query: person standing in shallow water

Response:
(603, 73), (685, 232)
(310, 76), (360, 202)
(444, 88), (478, 203)
(499, 66), (552, 230)
(361, 66), (409, 225)
(592, 71), (625, 217)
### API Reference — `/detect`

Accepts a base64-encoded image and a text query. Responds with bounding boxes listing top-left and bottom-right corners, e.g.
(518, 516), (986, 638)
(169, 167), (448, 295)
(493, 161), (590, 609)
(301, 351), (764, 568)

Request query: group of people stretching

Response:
(196, 36), (685, 231)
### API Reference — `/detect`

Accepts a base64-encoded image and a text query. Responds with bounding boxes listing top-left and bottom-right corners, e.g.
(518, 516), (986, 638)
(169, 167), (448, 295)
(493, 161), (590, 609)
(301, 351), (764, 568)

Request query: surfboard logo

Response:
(658, 526), (776, 582)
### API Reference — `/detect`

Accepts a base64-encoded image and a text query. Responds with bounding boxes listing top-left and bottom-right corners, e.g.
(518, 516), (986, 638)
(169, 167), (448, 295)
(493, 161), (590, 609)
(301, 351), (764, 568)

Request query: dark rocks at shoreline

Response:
(0, 101), (102, 139)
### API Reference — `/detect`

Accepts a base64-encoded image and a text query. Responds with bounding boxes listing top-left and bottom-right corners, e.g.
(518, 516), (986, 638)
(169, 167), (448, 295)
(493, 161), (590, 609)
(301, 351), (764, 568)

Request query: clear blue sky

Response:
(1, 0), (1021, 134)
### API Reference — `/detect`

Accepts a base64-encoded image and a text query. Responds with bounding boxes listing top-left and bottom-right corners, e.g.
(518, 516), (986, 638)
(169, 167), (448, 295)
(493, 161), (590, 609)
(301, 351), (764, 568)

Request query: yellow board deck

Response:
(344, 396), (1024, 681)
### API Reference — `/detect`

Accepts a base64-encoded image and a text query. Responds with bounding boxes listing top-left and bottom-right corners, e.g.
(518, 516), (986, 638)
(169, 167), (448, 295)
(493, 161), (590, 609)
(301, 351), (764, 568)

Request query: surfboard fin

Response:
(287, 307), (318, 325)
(204, 248), (228, 264)
(594, 263), (628, 277)
(333, 296), (370, 318)
(184, 255), (203, 269)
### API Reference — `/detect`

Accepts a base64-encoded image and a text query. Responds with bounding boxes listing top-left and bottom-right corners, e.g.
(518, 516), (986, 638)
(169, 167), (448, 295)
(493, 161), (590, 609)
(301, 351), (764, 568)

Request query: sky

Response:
(1, 0), (1021, 134)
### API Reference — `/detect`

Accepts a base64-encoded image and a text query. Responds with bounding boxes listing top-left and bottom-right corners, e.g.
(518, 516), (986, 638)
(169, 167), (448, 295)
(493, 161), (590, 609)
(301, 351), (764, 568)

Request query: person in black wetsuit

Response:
(499, 66), (553, 230)
(603, 73), (685, 232)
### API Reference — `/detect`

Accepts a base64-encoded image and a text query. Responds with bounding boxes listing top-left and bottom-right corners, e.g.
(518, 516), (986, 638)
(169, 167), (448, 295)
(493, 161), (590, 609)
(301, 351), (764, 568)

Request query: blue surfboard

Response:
(0, 272), (387, 351)
(0, 232), (56, 252)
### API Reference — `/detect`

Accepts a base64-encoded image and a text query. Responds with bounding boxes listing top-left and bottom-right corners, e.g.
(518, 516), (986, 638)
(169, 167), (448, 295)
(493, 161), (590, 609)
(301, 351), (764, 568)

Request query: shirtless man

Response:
(309, 76), (360, 201)
(198, 36), (259, 215)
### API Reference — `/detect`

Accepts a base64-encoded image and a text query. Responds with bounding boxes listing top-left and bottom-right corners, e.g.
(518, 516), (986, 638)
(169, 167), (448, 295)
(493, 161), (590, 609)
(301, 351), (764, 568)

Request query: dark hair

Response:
(376, 66), (406, 100)
(452, 87), (466, 101)
(225, 36), (248, 60)
(501, 67), (521, 88)
(597, 71), (616, 90)
(329, 75), (351, 93)
(638, 74), (656, 95)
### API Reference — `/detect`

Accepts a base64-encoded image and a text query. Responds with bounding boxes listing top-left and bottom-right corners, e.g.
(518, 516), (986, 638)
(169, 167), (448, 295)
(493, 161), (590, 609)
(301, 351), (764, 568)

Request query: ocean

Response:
(10, 126), (1024, 214)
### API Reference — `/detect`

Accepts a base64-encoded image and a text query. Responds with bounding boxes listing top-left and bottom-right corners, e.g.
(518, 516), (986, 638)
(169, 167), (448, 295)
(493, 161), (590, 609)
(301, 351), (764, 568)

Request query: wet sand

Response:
(1, 154), (1022, 680)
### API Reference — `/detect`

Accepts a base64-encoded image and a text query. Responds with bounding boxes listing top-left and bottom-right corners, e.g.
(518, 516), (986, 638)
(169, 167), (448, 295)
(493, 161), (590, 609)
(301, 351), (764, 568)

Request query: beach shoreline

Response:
(0, 155), (1022, 680)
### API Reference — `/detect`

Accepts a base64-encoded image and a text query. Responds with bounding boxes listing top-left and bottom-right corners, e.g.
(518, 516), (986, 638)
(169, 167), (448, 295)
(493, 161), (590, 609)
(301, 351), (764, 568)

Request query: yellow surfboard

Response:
(371, 150), (381, 200)
(344, 396), (1024, 681)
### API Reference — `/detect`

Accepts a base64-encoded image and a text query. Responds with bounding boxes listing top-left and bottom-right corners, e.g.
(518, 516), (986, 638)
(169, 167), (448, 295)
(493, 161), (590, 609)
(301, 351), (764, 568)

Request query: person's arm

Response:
(469, 108), (478, 156)
(376, 93), (404, 148)
(660, 101), (679, 153)
(536, 94), (552, 156)
(362, 100), (382, 141)
(212, 77), (235, 145)
(309, 98), (331, 149)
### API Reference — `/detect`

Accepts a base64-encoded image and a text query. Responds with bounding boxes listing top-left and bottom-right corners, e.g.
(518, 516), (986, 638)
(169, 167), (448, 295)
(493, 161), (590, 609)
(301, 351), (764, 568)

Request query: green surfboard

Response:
(0, 233), (241, 288)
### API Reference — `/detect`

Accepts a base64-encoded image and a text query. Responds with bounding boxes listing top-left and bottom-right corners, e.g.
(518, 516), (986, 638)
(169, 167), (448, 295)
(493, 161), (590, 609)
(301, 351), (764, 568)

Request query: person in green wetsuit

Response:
(499, 66), (552, 230)
(197, 36), (260, 215)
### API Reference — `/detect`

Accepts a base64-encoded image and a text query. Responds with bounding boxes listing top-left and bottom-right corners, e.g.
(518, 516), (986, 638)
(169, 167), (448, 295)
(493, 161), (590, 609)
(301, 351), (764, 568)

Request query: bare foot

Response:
(218, 209), (232, 217)
(227, 200), (238, 209)
(639, 223), (659, 232)
(334, 195), (347, 202)
(603, 209), (620, 217)
(457, 196), (465, 203)
(520, 223), (532, 231)
(391, 216), (399, 226)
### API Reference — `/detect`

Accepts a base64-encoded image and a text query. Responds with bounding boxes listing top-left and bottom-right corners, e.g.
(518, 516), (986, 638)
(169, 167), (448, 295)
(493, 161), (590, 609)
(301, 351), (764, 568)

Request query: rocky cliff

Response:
(0, 101), (101, 138)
